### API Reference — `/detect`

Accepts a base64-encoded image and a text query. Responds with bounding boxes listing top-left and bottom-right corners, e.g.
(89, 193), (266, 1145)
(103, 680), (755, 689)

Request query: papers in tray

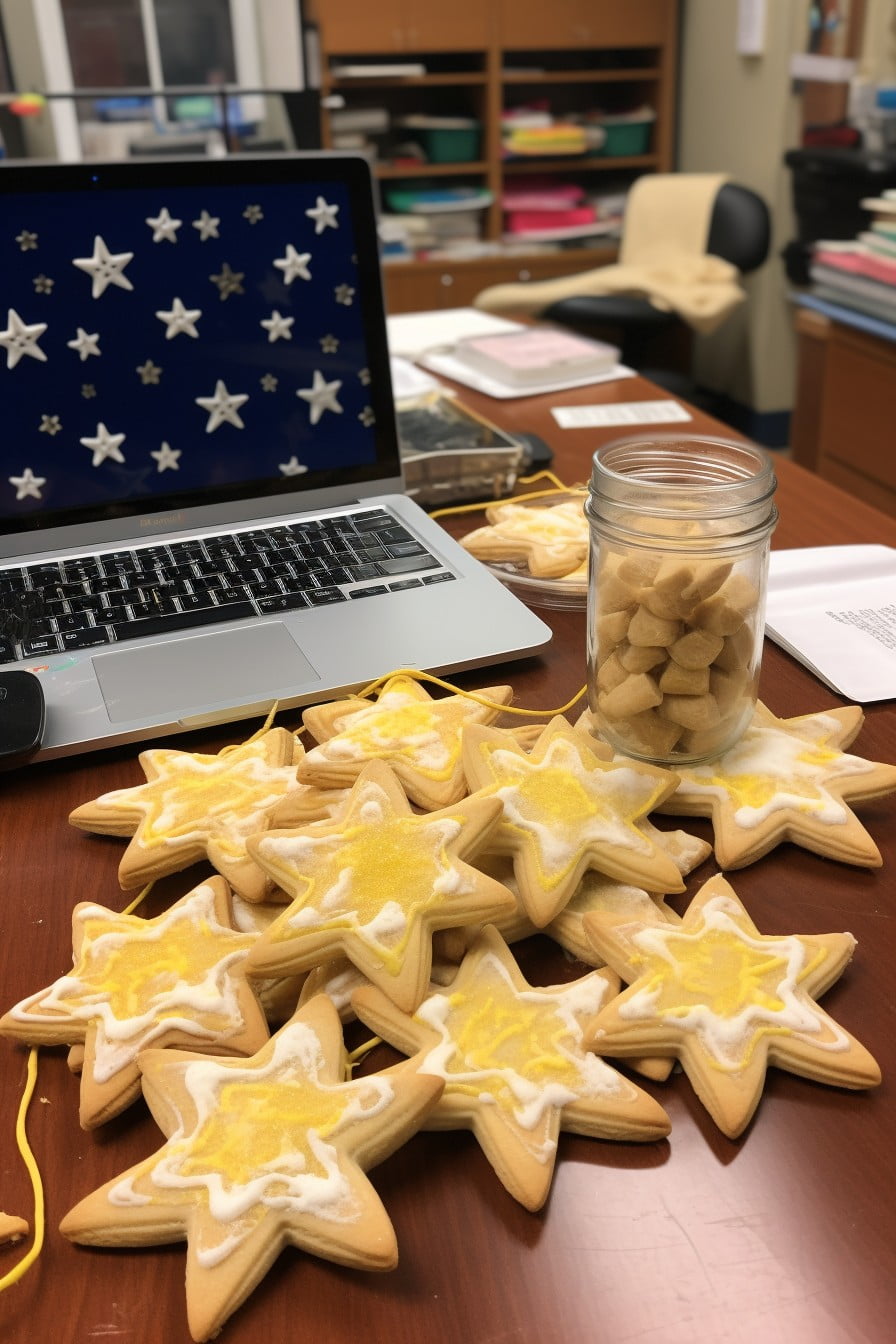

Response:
(765, 545), (896, 703)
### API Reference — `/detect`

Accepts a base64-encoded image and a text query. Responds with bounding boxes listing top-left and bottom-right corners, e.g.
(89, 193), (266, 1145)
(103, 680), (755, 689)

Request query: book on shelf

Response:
(450, 326), (620, 387)
(331, 62), (426, 78)
(814, 243), (896, 287)
(810, 261), (896, 307)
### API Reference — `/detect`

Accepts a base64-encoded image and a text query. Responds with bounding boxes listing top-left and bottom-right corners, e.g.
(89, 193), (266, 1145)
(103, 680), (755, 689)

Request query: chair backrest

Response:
(706, 182), (771, 275)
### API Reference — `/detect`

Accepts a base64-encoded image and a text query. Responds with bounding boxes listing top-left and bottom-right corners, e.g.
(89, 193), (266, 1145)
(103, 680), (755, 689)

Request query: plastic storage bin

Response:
(599, 108), (655, 157)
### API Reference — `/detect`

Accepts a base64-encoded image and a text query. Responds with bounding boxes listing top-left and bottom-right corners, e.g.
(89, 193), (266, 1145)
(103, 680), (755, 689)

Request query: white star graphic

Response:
(39, 414), (62, 436)
(66, 327), (101, 361)
(243, 203), (264, 224)
(260, 310), (294, 343)
(155, 297), (201, 340)
(195, 379), (249, 433)
(297, 369), (343, 425)
(335, 283), (355, 306)
(72, 236), (134, 299)
(146, 206), (183, 243)
(192, 210), (220, 241)
(273, 244), (312, 285)
(260, 373), (278, 392)
(81, 422), (126, 467)
(0, 309), (48, 369)
(151, 441), (181, 472)
(279, 455), (308, 476)
(305, 195), (340, 234)
(9, 467), (46, 501)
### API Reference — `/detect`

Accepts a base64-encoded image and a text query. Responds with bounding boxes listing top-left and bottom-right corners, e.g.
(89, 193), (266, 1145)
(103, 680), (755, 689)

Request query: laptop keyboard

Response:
(0, 508), (455, 663)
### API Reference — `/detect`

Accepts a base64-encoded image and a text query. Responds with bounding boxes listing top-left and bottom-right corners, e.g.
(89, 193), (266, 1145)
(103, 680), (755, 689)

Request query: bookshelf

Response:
(307, 0), (680, 312)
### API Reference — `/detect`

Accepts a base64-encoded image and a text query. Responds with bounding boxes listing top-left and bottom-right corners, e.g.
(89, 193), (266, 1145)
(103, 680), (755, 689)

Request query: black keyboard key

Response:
(111, 601), (255, 642)
(379, 527), (414, 545)
(377, 554), (440, 576)
(422, 572), (457, 585)
(177, 594), (215, 613)
(306, 587), (347, 606)
(389, 579), (423, 591)
(353, 510), (393, 531)
(217, 585), (250, 605)
(385, 541), (428, 558)
(62, 627), (112, 650)
(22, 634), (61, 656)
(350, 585), (389, 599)
(0, 636), (17, 662)
(55, 612), (92, 633)
(256, 592), (309, 613)
(347, 563), (383, 582)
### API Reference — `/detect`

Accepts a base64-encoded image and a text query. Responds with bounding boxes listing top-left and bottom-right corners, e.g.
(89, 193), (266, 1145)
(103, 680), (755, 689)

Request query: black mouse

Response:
(0, 669), (46, 768)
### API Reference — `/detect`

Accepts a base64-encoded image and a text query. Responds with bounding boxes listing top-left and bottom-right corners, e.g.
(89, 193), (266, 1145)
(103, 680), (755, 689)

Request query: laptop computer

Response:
(0, 152), (551, 759)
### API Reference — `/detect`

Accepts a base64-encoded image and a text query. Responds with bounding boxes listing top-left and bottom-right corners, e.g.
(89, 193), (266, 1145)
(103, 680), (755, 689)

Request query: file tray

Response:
(395, 390), (526, 506)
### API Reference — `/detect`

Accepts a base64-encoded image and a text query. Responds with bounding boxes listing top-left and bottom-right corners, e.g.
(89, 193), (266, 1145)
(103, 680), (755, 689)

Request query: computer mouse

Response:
(0, 669), (46, 768)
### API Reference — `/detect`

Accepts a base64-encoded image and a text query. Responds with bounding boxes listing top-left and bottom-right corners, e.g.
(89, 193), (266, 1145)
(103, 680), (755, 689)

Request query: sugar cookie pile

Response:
(1, 675), (892, 1339)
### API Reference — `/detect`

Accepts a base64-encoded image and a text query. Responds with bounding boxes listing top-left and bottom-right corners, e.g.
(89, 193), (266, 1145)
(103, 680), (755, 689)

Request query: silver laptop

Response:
(0, 152), (550, 759)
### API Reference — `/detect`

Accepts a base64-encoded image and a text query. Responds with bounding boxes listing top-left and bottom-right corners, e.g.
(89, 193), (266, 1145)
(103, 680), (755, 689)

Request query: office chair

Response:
(542, 181), (771, 394)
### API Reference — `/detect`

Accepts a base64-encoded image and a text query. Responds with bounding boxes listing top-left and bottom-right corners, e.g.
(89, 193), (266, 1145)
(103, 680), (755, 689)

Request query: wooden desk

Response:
(2, 378), (895, 1344)
(791, 301), (896, 516)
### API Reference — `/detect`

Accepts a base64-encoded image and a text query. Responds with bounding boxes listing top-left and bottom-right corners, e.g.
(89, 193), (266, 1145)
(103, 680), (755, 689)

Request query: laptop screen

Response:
(0, 153), (398, 539)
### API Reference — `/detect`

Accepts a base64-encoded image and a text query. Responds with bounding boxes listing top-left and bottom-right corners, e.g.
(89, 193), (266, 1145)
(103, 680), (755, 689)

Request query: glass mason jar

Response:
(585, 435), (778, 766)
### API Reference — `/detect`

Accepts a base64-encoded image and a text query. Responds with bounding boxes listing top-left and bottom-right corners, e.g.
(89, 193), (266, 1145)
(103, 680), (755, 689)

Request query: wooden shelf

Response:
(375, 160), (489, 179)
(331, 73), (488, 88)
(501, 67), (660, 84)
(503, 153), (659, 174)
(313, 1), (680, 311)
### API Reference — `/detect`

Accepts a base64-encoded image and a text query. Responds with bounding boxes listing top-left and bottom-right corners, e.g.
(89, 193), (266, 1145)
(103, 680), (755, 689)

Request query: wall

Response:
(677, 0), (812, 429)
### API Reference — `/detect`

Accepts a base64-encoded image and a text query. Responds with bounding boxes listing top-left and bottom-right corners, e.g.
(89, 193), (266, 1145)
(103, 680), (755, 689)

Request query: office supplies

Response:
(0, 153), (549, 759)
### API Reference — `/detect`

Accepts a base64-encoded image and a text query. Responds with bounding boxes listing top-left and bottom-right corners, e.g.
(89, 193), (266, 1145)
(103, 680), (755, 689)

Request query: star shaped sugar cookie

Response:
(298, 673), (514, 810)
(0, 878), (268, 1129)
(245, 760), (515, 1012)
(460, 495), (589, 579)
(60, 994), (443, 1342)
(462, 716), (685, 927)
(657, 702), (896, 868)
(353, 924), (670, 1211)
(584, 873), (881, 1139)
(68, 727), (308, 902)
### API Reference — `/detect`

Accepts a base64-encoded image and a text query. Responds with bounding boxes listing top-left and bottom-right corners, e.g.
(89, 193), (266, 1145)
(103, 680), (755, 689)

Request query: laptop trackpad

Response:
(92, 623), (319, 724)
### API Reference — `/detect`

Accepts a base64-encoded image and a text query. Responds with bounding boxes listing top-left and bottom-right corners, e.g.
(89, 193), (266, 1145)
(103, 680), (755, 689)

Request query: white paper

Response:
(417, 351), (634, 400)
(765, 545), (896, 703)
(389, 355), (445, 401)
(386, 308), (523, 360)
(551, 399), (691, 428)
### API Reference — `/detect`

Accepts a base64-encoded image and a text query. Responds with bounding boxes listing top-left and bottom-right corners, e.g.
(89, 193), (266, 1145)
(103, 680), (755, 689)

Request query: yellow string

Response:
(220, 701), (279, 753)
(427, 468), (585, 521)
(346, 1037), (383, 1075)
(122, 881), (155, 917)
(0, 1048), (45, 1293)
(353, 667), (586, 719)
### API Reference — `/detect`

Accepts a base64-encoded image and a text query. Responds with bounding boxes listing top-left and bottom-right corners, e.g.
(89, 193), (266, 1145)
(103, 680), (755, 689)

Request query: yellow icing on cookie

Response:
(261, 800), (468, 975)
(620, 900), (838, 1072)
(329, 695), (463, 781)
(133, 742), (298, 855)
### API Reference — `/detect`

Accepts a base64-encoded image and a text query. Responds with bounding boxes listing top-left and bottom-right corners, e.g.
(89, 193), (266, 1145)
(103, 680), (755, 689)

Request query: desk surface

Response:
(2, 377), (895, 1344)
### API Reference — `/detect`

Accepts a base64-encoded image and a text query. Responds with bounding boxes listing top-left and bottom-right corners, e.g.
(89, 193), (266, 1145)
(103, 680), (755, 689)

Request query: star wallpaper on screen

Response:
(0, 177), (380, 525)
